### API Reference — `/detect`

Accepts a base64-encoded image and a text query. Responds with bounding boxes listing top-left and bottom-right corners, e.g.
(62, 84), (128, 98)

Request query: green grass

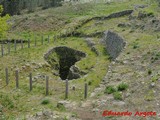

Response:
(7, 0), (159, 39)
(0, 94), (14, 109)
(104, 85), (116, 94)
(144, 90), (154, 101)
(117, 83), (128, 91)
(41, 98), (50, 105)
(0, 35), (110, 117)
(1, 0), (160, 118)
(151, 75), (159, 82)
(113, 92), (122, 100)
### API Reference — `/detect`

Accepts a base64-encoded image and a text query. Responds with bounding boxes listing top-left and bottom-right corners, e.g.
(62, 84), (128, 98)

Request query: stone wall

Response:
(102, 31), (126, 59)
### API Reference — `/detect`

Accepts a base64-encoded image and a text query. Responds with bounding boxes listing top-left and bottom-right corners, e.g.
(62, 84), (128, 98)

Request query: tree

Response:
(0, 0), (64, 15)
(0, 5), (10, 38)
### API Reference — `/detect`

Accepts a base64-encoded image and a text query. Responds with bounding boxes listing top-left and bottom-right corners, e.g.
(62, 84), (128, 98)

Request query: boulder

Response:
(68, 65), (81, 80)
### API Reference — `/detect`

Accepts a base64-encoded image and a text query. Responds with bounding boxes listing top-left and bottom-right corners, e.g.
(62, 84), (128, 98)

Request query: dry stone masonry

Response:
(102, 31), (126, 60)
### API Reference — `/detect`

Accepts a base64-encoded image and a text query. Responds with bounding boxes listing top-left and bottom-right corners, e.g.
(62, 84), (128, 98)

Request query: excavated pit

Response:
(44, 46), (86, 80)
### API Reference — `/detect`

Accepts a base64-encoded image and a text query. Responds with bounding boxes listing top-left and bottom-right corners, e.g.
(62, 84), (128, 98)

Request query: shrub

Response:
(148, 69), (152, 75)
(133, 45), (139, 49)
(147, 12), (154, 17)
(117, 83), (128, 91)
(0, 5), (10, 38)
(88, 81), (92, 86)
(152, 76), (158, 82)
(63, 116), (68, 120)
(104, 85), (116, 94)
(41, 99), (50, 105)
(132, 41), (139, 49)
(113, 92), (122, 100)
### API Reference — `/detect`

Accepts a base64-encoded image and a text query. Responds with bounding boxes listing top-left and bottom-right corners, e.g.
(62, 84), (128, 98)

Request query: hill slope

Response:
(0, 0), (160, 120)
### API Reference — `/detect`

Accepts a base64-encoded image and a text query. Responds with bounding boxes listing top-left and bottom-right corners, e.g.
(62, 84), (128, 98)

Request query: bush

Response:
(88, 81), (92, 86)
(113, 92), (122, 100)
(104, 85), (116, 94)
(0, 5), (10, 38)
(148, 69), (152, 75)
(152, 76), (158, 82)
(132, 42), (139, 49)
(117, 83), (128, 91)
(133, 45), (139, 49)
(147, 12), (154, 17)
(41, 99), (50, 105)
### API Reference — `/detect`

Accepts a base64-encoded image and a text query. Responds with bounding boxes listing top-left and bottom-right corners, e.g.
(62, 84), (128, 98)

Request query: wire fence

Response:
(0, 27), (76, 57)
(2, 67), (88, 99)
(0, 28), (89, 100)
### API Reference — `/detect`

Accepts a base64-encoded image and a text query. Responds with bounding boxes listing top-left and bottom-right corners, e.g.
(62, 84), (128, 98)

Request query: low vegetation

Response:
(104, 85), (116, 94)
(0, 5), (10, 38)
(105, 83), (128, 100)
(113, 92), (122, 100)
(0, 0), (160, 119)
(117, 83), (128, 91)
(41, 98), (50, 105)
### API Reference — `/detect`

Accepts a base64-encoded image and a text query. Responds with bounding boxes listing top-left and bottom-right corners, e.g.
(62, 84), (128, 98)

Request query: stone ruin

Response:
(44, 46), (86, 80)
(44, 31), (125, 80)
(102, 31), (126, 60)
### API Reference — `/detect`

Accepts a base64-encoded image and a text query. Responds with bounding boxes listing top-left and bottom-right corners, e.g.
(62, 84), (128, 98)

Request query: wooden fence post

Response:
(34, 37), (37, 47)
(5, 68), (9, 85)
(46, 76), (49, 96)
(72, 28), (74, 36)
(21, 40), (23, 49)
(29, 73), (32, 91)
(53, 36), (55, 43)
(68, 28), (70, 37)
(60, 32), (61, 40)
(54, 35), (57, 43)
(65, 79), (69, 99)
(1, 44), (4, 57)
(65, 31), (67, 38)
(28, 39), (30, 48)
(48, 35), (50, 43)
(15, 70), (19, 88)
(8, 42), (10, 54)
(41, 36), (44, 45)
(14, 40), (16, 51)
(84, 83), (88, 99)
(70, 28), (72, 37)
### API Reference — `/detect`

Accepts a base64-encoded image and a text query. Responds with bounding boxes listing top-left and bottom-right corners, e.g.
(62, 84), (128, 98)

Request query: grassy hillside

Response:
(0, 0), (160, 119)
